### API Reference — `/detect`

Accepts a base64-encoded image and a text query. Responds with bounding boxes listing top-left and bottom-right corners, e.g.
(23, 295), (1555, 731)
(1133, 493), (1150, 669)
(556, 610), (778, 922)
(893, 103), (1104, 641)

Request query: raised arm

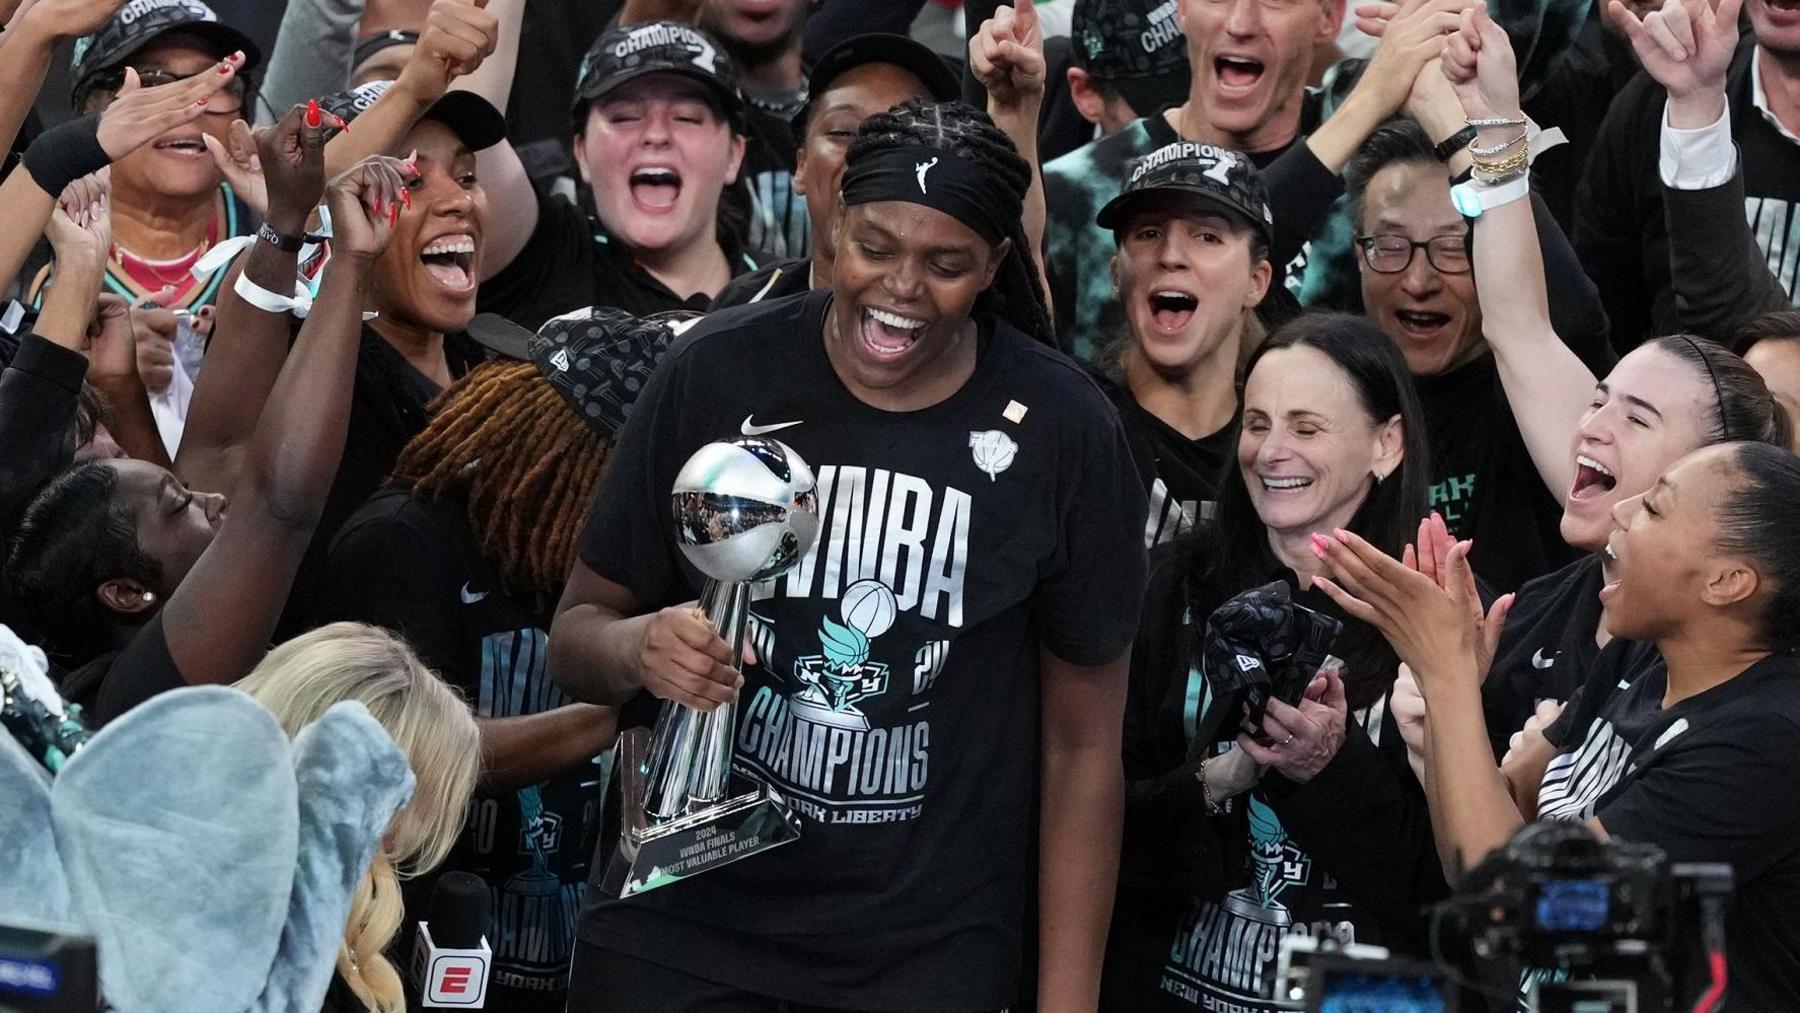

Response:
(0, 0), (127, 154)
(320, 0), (498, 179)
(969, 0), (1049, 299)
(1620, 0), (1789, 341)
(175, 105), (330, 497)
(448, 0), (536, 281)
(1444, 5), (1594, 500)
(159, 157), (412, 688)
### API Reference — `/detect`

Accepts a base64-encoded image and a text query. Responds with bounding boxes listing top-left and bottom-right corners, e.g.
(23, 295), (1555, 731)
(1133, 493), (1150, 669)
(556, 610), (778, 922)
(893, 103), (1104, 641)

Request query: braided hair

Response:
(844, 99), (1052, 344)
(390, 361), (611, 605)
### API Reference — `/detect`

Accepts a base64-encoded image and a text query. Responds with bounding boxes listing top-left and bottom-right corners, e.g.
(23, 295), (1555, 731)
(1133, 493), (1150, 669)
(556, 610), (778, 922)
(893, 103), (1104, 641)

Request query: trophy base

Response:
(602, 727), (802, 899)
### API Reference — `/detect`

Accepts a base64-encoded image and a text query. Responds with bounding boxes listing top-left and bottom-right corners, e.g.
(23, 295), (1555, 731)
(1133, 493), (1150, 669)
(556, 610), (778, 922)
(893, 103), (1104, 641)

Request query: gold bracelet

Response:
(1471, 147), (1529, 178)
(1196, 756), (1226, 816)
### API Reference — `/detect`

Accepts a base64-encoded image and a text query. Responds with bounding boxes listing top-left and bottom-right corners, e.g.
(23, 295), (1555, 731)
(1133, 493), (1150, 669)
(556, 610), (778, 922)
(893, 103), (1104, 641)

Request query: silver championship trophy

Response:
(602, 435), (820, 897)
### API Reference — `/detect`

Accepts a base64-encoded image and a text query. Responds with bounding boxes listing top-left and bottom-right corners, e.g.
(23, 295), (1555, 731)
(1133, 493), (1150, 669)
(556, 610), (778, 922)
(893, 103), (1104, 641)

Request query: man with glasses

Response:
(1343, 119), (1614, 591)
(35, 0), (261, 320)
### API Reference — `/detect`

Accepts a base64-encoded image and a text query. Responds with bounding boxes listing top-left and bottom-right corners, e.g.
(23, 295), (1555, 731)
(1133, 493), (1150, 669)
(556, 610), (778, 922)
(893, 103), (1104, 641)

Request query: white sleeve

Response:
(1658, 100), (1737, 190)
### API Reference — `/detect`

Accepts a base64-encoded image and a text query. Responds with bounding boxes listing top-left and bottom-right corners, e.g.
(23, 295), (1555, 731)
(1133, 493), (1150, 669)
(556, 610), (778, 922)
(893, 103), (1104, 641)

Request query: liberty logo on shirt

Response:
(790, 579), (898, 730)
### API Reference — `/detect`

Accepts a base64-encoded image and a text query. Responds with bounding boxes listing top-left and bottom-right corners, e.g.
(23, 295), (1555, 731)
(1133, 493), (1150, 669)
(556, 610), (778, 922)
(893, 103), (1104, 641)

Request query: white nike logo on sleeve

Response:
(741, 415), (803, 436)
(1531, 648), (1555, 669)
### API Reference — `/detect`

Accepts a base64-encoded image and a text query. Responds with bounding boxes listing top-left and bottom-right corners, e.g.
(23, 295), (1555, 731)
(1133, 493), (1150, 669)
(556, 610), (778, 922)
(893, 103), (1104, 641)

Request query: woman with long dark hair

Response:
(1106, 313), (1442, 1011)
(549, 98), (1148, 1011)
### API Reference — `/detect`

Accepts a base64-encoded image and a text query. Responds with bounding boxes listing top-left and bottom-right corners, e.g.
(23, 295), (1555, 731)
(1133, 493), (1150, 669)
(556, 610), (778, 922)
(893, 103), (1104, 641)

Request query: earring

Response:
(141, 591), (156, 603)
(1372, 470), (1386, 486)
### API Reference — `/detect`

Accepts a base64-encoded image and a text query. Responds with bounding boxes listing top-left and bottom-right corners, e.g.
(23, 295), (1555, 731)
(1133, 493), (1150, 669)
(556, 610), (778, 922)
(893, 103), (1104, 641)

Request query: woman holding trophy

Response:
(548, 95), (1149, 1013)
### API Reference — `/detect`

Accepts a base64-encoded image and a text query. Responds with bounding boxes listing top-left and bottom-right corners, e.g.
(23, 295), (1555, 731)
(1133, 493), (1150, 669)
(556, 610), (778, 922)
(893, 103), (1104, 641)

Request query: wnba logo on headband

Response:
(914, 158), (938, 195)
(842, 144), (1017, 244)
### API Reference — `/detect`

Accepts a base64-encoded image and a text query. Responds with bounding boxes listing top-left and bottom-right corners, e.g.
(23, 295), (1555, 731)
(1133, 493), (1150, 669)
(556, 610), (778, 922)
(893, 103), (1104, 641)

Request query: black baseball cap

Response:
(1071, 0), (1191, 117)
(352, 30), (418, 75)
(572, 21), (743, 127)
(1097, 140), (1274, 247)
(464, 308), (700, 436)
(795, 34), (960, 133)
(70, 0), (261, 108)
(320, 80), (508, 152)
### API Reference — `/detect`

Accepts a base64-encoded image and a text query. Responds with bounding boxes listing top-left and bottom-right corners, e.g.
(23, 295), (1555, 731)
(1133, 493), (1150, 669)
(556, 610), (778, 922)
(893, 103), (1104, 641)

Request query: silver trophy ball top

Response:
(672, 436), (821, 583)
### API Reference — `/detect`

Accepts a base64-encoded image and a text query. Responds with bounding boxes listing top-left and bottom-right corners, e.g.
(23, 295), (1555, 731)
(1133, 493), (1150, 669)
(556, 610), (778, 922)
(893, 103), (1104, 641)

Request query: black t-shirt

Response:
(1536, 652), (1800, 1010)
(278, 328), (480, 640)
(710, 256), (811, 311)
(575, 289), (1148, 1009)
(314, 489), (602, 1009)
(1109, 548), (1434, 1011)
(1575, 37), (1800, 350)
(1482, 554), (1606, 758)
(1414, 355), (1582, 594)
(477, 190), (765, 331)
(63, 611), (183, 726)
(1103, 378), (1233, 549)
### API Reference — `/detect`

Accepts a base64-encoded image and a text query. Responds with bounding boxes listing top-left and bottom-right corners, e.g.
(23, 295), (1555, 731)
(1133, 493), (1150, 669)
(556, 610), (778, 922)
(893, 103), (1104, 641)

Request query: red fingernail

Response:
(219, 62), (231, 74)
(401, 188), (412, 210)
(333, 114), (351, 133)
(306, 98), (322, 127)
(389, 204), (399, 226)
(373, 198), (384, 215)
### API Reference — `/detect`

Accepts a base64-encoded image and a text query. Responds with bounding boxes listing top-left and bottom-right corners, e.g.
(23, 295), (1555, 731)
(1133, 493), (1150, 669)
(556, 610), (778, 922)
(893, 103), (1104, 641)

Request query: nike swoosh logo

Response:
(460, 582), (489, 605)
(1531, 648), (1555, 669)
(741, 415), (802, 436)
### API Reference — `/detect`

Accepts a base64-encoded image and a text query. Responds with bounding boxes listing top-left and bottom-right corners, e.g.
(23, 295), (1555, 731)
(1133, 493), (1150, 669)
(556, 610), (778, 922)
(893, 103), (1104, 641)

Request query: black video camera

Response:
(1433, 822), (1731, 1012)
(1197, 581), (1341, 746)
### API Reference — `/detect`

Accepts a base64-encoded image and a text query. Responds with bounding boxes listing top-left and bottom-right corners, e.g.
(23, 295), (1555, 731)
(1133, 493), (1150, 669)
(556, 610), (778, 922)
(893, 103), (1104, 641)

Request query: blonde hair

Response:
(237, 623), (481, 1013)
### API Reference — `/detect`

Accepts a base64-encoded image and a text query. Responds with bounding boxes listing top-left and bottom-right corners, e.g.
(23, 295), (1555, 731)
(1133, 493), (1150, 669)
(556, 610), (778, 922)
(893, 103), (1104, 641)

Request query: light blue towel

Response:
(0, 685), (414, 1013)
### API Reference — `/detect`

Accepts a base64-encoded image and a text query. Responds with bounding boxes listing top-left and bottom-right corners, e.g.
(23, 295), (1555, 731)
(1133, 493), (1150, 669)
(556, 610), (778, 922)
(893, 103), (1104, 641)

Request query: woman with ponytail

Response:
(237, 622), (480, 1013)
(550, 97), (1149, 1011)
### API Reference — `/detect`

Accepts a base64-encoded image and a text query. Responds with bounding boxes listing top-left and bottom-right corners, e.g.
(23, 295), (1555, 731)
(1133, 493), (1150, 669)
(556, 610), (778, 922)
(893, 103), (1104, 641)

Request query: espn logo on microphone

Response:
(410, 924), (491, 1008)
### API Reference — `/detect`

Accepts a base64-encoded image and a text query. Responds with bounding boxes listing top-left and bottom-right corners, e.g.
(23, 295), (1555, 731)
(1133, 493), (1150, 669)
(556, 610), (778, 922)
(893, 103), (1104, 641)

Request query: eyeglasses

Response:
(92, 67), (250, 115)
(1355, 233), (1471, 275)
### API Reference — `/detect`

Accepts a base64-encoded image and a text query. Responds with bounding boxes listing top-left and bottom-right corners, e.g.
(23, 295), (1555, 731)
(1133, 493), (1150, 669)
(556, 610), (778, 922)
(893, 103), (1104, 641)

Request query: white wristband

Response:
(233, 271), (302, 315)
(1450, 174), (1531, 218)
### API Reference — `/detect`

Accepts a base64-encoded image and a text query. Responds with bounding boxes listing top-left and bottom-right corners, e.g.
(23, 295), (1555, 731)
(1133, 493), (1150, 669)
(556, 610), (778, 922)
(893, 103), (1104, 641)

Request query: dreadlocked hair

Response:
(390, 361), (610, 605)
(846, 98), (1053, 344)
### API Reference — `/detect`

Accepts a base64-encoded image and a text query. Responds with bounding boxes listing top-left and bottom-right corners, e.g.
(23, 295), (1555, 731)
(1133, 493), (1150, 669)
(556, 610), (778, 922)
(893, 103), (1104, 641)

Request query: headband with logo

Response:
(839, 143), (1016, 245)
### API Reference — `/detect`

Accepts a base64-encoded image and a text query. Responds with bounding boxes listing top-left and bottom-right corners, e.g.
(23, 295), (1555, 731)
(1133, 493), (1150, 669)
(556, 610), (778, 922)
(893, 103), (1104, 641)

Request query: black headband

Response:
(1679, 334), (1731, 442)
(839, 144), (1016, 245)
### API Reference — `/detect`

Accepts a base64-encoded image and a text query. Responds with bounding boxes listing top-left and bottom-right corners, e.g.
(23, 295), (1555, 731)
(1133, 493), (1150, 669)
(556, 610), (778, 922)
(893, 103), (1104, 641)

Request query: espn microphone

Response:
(408, 872), (492, 1008)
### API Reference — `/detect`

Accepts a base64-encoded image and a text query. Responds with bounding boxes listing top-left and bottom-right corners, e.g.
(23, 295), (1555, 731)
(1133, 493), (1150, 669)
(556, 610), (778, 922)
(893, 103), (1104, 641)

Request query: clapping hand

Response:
(969, 0), (1047, 115)
(1401, 512), (1513, 682)
(1312, 529), (1504, 700)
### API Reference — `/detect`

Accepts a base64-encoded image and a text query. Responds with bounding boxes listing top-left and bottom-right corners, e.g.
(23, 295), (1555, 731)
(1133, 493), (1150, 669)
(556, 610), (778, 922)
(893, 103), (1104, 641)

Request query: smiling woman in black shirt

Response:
(548, 99), (1147, 1012)
(1109, 314), (1445, 1012)
(1319, 441), (1800, 1010)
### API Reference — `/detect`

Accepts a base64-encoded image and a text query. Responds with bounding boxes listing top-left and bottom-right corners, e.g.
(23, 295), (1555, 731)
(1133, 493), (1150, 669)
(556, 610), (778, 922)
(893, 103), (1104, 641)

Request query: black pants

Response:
(564, 941), (1009, 1013)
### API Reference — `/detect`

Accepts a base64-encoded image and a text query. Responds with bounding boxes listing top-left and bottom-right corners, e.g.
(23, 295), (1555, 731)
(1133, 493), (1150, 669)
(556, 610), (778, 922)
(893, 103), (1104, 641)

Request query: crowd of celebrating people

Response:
(1, 0), (1797, 1009)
